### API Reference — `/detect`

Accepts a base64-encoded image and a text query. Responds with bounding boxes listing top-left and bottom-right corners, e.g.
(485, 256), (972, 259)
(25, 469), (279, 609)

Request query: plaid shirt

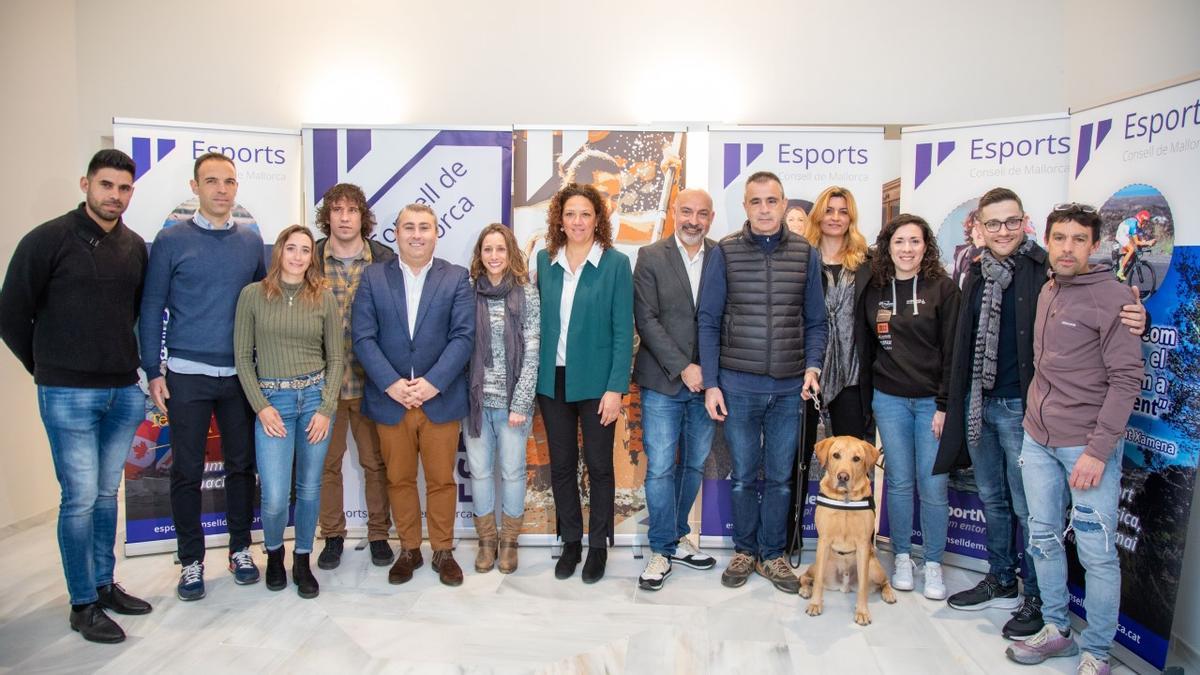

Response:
(323, 240), (374, 400)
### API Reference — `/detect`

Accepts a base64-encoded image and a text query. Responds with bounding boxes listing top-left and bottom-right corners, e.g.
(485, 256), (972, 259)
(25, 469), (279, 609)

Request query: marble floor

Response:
(0, 512), (1149, 674)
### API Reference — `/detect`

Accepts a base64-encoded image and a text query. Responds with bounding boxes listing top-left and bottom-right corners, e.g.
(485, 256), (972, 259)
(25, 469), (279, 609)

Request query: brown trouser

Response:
(318, 398), (392, 541)
(376, 408), (461, 551)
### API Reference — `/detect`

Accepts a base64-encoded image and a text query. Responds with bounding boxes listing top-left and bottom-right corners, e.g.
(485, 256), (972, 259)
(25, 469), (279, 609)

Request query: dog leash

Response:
(787, 392), (822, 569)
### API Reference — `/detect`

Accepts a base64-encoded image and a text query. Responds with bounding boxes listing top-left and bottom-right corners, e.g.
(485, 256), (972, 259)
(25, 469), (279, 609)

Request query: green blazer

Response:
(536, 246), (633, 401)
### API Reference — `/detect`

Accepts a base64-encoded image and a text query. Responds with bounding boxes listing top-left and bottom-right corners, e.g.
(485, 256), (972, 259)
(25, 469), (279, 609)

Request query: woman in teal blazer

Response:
(535, 183), (633, 584)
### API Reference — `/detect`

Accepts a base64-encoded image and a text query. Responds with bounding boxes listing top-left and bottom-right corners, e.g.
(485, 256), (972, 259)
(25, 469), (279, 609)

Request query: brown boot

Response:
(431, 549), (464, 587)
(473, 514), (498, 573)
(498, 514), (523, 574)
(387, 548), (423, 585)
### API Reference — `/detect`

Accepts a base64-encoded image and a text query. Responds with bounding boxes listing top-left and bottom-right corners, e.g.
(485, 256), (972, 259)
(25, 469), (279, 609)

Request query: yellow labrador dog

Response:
(799, 436), (896, 625)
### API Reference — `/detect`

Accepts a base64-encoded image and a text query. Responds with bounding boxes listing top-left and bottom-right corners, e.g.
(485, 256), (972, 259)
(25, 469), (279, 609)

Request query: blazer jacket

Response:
(535, 246), (633, 401)
(632, 236), (715, 396)
(351, 257), (474, 425)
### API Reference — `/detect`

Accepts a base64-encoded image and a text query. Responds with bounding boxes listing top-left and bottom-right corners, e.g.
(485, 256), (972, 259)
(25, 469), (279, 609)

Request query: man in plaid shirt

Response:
(314, 183), (398, 570)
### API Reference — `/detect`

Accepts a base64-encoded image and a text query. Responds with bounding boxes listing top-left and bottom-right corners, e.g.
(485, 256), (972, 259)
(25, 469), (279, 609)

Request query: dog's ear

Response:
(814, 437), (833, 468)
(862, 440), (881, 468)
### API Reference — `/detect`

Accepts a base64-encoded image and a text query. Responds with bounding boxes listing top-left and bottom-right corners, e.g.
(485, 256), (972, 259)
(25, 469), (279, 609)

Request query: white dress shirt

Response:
(400, 258), (432, 338)
(675, 234), (704, 305)
(552, 242), (604, 367)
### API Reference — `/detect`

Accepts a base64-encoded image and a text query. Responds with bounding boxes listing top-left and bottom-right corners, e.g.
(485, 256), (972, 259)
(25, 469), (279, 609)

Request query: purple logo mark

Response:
(1074, 118), (1113, 177)
(310, 128), (373, 204)
(722, 142), (764, 188)
(913, 141), (955, 189)
(130, 137), (176, 182)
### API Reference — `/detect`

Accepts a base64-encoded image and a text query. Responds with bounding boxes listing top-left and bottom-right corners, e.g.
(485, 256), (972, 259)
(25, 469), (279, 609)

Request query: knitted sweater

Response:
(139, 220), (265, 375)
(233, 281), (344, 416)
(0, 204), (146, 386)
(480, 283), (541, 416)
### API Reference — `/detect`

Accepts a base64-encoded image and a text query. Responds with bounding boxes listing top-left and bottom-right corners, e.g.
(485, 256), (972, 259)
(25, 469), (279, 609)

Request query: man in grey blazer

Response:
(633, 188), (718, 591)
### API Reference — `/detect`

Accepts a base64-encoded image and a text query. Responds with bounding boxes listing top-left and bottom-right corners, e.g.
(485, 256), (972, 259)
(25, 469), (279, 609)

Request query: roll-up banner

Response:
(302, 125), (513, 537)
(513, 125), (686, 544)
(881, 113), (1071, 570)
(699, 125), (891, 545)
(1066, 76), (1200, 674)
(114, 118), (304, 555)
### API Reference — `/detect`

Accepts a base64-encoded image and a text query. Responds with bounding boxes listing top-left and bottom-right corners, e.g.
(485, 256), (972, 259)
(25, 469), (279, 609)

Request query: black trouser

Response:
(788, 386), (869, 549)
(537, 367), (615, 548)
(166, 370), (257, 565)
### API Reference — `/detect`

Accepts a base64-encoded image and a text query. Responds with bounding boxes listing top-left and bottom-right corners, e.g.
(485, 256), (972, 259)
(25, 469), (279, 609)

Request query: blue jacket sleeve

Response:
(804, 247), (828, 371)
(351, 270), (403, 390)
(423, 268), (476, 393)
(697, 246), (727, 389)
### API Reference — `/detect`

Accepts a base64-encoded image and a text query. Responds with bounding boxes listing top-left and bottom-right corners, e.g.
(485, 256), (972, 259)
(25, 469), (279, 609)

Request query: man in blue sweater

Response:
(699, 171), (827, 594)
(139, 152), (266, 601)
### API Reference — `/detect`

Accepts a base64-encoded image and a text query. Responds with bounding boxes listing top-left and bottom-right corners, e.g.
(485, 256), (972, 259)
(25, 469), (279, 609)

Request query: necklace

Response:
(284, 286), (300, 307)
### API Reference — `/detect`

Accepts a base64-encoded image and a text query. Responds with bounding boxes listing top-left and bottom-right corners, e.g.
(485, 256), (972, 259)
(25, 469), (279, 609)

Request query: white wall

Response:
(0, 0), (82, 527)
(70, 0), (1068, 141)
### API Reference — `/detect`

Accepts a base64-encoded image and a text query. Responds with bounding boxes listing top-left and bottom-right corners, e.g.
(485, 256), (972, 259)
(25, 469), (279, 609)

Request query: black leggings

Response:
(537, 367), (615, 547)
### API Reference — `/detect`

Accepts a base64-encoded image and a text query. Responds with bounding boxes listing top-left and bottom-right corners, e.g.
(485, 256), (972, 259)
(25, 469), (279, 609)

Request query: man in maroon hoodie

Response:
(1005, 204), (1143, 675)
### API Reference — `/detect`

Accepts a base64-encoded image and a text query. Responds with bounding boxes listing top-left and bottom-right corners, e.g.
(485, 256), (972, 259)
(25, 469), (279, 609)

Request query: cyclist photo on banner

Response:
(1098, 184), (1174, 300)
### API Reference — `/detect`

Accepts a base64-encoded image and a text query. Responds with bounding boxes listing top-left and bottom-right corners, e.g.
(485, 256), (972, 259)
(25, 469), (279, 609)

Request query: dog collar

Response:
(815, 493), (876, 511)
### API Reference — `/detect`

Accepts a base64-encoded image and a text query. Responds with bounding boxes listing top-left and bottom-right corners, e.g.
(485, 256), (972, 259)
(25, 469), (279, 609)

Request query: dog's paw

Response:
(854, 609), (872, 626)
(881, 584), (897, 604)
(805, 602), (823, 617)
(798, 584), (812, 599)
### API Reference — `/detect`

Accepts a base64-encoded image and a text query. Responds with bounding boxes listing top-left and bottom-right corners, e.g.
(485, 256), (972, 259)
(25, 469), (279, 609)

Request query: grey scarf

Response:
(821, 264), (859, 406)
(967, 238), (1034, 444)
(467, 274), (526, 438)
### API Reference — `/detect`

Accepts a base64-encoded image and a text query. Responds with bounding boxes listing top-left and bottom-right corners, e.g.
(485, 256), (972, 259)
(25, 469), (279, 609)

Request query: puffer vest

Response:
(718, 221), (810, 378)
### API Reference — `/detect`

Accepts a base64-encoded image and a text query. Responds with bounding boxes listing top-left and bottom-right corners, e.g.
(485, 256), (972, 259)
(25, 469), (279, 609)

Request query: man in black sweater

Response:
(0, 149), (153, 643)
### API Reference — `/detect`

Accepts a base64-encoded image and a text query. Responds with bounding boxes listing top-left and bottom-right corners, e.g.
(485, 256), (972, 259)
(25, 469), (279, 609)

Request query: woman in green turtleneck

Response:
(234, 224), (343, 599)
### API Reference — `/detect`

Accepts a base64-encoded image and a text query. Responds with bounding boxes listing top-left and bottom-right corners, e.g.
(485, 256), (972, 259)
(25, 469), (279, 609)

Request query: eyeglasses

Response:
(981, 216), (1025, 233)
(1053, 202), (1098, 213)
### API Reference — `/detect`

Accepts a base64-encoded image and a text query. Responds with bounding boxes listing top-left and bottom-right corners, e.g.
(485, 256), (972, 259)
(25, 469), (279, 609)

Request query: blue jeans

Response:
(1020, 433), (1122, 660)
(966, 396), (1039, 596)
(38, 385), (143, 605)
(873, 389), (949, 563)
(255, 381), (331, 554)
(462, 407), (531, 519)
(642, 387), (715, 556)
(722, 391), (801, 560)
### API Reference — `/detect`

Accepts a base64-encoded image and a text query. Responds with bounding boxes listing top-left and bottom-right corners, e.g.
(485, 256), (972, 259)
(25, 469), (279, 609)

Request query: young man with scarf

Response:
(935, 188), (1145, 639)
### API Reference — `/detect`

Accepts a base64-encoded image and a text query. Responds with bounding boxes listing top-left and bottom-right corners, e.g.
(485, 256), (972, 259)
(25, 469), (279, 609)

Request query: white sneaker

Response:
(892, 553), (915, 591)
(670, 536), (716, 570)
(638, 553), (672, 591)
(924, 562), (947, 600)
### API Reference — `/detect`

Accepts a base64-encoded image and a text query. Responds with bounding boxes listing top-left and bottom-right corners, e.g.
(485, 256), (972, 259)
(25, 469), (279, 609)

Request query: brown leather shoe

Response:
(498, 514), (523, 574)
(431, 549), (464, 587)
(387, 548), (423, 585)
(473, 514), (497, 573)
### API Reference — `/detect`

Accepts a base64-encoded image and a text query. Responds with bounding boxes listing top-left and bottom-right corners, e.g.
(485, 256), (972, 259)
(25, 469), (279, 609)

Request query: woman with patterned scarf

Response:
(464, 224), (540, 575)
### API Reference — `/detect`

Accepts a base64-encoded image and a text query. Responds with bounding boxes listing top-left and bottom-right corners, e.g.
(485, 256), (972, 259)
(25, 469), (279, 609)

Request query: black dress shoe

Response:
(70, 604), (125, 644)
(370, 539), (395, 567)
(555, 541), (582, 580)
(317, 536), (344, 570)
(96, 583), (152, 615)
(581, 547), (607, 584)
